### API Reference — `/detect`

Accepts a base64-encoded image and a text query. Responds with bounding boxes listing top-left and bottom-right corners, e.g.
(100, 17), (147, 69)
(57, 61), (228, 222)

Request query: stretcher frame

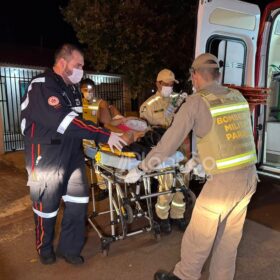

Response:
(86, 154), (195, 256)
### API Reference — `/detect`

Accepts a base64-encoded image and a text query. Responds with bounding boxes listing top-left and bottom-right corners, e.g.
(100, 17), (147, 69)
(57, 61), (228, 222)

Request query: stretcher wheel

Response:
(123, 203), (134, 224)
(155, 233), (161, 241)
(102, 248), (109, 257)
(101, 237), (112, 257)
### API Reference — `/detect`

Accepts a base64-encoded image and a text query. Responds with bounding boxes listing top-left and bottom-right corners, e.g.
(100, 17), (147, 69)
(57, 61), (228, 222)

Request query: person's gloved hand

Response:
(107, 132), (128, 153)
(180, 158), (198, 174)
(124, 166), (144, 183)
(164, 104), (176, 118)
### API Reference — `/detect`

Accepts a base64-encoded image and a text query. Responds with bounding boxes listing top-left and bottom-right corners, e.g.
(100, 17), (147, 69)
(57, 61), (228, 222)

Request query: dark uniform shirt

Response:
(21, 70), (110, 145)
(21, 70), (110, 174)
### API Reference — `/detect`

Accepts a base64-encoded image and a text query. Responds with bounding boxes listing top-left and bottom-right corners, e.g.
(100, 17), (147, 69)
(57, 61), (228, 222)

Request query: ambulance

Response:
(195, 0), (280, 178)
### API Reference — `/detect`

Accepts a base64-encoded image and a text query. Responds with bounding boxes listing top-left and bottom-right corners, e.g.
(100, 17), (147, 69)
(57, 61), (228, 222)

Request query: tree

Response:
(63, 0), (197, 101)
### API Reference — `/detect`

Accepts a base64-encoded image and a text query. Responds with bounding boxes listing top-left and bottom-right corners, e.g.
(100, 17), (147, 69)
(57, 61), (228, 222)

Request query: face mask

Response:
(68, 68), (84, 84)
(84, 91), (93, 101)
(161, 86), (173, 98)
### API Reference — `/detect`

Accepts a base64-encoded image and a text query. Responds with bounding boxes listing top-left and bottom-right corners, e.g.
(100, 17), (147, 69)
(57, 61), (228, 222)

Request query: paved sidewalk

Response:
(0, 216), (279, 280)
(0, 151), (279, 280)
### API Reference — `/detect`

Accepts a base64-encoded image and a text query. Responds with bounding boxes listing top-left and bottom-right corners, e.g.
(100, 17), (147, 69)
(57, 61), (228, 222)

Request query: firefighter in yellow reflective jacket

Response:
(140, 69), (187, 234)
(126, 54), (258, 280)
(80, 78), (101, 125)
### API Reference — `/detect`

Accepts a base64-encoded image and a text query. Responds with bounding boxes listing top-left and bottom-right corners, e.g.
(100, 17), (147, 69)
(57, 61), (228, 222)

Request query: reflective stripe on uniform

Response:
(156, 204), (166, 210)
(86, 105), (99, 110)
(21, 77), (46, 111)
(216, 150), (257, 170)
(62, 195), (89, 204)
(27, 77), (46, 92)
(33, 207), (58, 218)
(21, 94), (29, 111)
(171, 201), (186, 208)
(57, 111), (78, 134)
(171, 93), (179, 99)
(72, 106), (83, 113)
(210, 102), (249, 117)
(147, 96), (161, 106)
(21, 118), (26, 135)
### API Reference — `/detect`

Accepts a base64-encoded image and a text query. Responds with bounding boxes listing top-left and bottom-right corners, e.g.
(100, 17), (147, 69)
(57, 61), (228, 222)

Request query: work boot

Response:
(171, 218), (187, 232)
(154, 270), (181, 280)
(39, 251), (56, 265)
(56, 251), (84, 265)
(159, 218), (172, 234)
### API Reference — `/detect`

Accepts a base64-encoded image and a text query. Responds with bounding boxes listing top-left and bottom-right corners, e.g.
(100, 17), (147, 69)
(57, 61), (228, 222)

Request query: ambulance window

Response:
(207, 37), (246, 86)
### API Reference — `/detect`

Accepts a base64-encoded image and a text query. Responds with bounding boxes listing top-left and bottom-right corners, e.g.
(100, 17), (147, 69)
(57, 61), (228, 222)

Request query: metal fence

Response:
(0, 65), (124, 152)
(0, 66), (44, 152)
(85, 73), (124, 113)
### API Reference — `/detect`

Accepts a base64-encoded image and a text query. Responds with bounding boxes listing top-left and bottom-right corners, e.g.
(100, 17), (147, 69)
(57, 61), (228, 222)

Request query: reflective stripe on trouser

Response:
(155, 173), (186, 220)
(32, 201), (59, 256)
(57, 165), (89, 256)
(173, 165), (257, 280)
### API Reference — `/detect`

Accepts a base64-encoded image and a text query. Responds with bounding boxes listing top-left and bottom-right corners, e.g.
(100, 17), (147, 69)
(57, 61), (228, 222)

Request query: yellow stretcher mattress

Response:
(84, 141), (185, 171)
(83, 141), (136, 159)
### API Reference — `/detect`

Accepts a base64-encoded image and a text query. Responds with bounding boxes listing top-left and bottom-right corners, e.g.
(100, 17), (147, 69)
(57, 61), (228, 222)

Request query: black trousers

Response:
(26, 141), (89, 257)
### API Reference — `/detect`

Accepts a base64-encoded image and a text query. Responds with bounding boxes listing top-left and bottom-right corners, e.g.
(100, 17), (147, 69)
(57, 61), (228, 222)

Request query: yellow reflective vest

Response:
(197, 88), (257, 175)
(82, 98), (102, 125)
(82, 98), (102, 151)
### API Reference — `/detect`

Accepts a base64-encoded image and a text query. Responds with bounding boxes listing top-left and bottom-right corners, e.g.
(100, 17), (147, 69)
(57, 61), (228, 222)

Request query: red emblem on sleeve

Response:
(48, 96), (59, 106)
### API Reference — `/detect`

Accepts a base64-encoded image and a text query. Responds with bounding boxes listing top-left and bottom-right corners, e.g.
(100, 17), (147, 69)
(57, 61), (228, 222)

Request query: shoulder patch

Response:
(48, 96), (60, 106)
(141, 106), (147, 113)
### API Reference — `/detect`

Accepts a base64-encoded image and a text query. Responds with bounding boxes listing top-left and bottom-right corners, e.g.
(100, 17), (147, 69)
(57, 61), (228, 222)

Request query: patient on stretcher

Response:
(99, 100), (148, 143)
(81, 78), (153, 199)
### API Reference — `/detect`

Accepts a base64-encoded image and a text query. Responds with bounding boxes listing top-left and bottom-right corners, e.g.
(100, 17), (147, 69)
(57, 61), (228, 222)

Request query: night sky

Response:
(0, 0), (78, 49)
(0, 0), (275, 49)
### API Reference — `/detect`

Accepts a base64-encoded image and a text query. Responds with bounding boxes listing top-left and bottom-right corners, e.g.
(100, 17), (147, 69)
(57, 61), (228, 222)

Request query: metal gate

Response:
(0, 65), (124, 152)
(0, 66), (44, 152)
(85, 73), (124, 113)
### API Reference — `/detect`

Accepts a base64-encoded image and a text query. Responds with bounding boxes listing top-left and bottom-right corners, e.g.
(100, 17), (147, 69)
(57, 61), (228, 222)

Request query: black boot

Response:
(159, 218), (172, 234)
(56, 251), (84, 265)
(171, 218), (187, 232)
(154, 270), (181, 280)
(39, 251), (56, 265)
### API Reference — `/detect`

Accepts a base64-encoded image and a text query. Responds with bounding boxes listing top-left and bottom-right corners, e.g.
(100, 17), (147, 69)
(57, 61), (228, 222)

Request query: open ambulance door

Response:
(195, 0), (260, 87)
(255, 0), (280, 178)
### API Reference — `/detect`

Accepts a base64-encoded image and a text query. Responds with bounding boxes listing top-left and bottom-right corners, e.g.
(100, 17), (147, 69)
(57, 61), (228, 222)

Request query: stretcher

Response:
(84, 142), (196, 256)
